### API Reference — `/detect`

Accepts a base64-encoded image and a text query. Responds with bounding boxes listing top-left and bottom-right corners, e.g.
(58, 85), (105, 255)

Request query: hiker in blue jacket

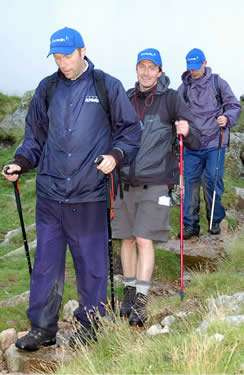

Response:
(178, 48), (241, 239)
(2, 27), (141, 351)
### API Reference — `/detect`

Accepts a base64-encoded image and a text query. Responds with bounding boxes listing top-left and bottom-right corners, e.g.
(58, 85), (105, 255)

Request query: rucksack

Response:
(45, 69), (111, 126)
(183, 74), (223, 106)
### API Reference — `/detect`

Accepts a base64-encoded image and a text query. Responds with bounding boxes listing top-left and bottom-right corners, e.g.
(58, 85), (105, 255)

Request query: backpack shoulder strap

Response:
(93, 69), (112, 127)
(166, 89), (177, 121)
(45, 74), (57, 109)
(212, 74), (223, 105)
(183, 83), (189, 105)
(166, 89), (178, 146)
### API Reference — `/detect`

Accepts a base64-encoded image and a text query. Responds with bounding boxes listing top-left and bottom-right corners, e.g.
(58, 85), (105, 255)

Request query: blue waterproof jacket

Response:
(15, 57), (141, 203)
(178, 67), (241, 149)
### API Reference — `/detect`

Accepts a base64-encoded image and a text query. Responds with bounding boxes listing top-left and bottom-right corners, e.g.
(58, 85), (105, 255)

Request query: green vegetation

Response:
(0, 92), (21, 122)
(0, 93), (243, 373)
(235, 101), (244, 131)
(53, 237), (244, 375)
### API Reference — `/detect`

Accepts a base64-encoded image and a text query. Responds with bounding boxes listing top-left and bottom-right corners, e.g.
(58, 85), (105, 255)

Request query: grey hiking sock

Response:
(123, 277), (136, 288)
(136, 280), (150, 296)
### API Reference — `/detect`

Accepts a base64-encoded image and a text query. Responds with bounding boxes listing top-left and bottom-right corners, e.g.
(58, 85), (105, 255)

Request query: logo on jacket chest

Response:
(85, 96), (99, 103)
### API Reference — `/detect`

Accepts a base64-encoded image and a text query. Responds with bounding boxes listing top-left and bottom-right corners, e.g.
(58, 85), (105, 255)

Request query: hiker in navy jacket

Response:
(2, 27), (141, 351)
(112, 48), (201, 327)
(178, 48), (241, 239)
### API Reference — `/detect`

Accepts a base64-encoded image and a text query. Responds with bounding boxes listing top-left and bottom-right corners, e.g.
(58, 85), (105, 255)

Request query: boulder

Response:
(225, 133), (244, 178)
(234, 187), (244, 209)
(4, 343), (71, 373)
(0, 90), (35, 132)
(0, 329), (17, 351)
(63, 300), (79, 322)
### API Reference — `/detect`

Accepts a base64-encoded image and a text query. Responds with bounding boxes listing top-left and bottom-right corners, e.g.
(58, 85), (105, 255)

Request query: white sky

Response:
(0, 0), (243, 99)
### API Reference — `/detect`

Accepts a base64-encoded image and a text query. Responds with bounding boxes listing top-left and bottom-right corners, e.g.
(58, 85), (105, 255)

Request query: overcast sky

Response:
(0, 0), (243, 99)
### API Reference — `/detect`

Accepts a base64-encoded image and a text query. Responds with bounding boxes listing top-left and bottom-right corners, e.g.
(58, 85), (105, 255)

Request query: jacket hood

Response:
(156, 73), (170, 93)
(181, 67), (212, 88)
(128, 72), (170, 98)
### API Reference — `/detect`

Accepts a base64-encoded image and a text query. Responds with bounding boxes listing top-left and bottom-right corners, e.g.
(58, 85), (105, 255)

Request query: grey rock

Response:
(0, 90), (34, 132)
(63, 300), (79, 322)
(207, 292), (244, 315)
(0, 224), (35, 248)
(195, 319), (209, 333)
(176, 311), (194, 318)
(225, 133), (244, 178)
(234, 187), (244, 209)
(161, 315), (175, 327)
(209, 333), (224, 342)
(0, 240), (36, 260)
(147, 324), (170, 336)
(0, 291), (30, 308)
(4, 342), (71, 373)
(224, 315), (244, 325)
(0, 329), (17, 352)
(155, 238), (226, 266)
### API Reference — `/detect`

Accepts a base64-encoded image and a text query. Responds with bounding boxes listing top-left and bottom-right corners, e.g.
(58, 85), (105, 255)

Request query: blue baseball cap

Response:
(137, 48), (162, 67)
(186, 48), (206, 70)
(47, 27), (85, 57)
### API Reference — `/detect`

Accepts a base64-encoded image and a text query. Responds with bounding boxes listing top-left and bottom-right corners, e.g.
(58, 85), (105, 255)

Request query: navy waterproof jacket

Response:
(15, 58), (141, 203)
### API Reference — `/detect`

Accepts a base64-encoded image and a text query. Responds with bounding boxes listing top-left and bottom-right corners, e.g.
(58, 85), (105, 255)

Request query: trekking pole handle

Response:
(94, 155), (104, 165)
(4, 166), (21, 176)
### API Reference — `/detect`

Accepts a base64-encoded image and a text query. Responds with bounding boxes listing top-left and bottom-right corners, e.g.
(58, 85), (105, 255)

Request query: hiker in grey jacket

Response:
(112, 48), (200, 327)
(178, 48), (241, 239)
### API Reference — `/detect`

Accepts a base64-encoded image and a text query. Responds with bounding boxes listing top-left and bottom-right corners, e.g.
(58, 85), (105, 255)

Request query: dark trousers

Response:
(27, 197), (108, 334)
(183, 147), (226, 230)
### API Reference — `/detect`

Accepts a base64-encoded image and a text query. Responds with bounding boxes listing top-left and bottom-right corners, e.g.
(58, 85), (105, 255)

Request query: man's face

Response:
(54, 48), (86, 80)
(136, 60), (162, 91)
(189, 61), (207, 80)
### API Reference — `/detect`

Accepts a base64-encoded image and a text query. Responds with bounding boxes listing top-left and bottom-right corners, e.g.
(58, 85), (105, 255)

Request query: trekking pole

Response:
(94, 156), (115, 312)
(4, 167), (32, 275)
(209, 128), (225, 231)
(179, 134), (185, 301)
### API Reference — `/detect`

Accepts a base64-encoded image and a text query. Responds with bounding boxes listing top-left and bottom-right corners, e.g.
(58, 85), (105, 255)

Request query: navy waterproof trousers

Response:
(183, 147), (226, 231)
(27, 197), (108, 335)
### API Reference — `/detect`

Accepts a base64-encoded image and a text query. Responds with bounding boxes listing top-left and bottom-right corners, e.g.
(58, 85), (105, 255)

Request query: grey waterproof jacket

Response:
(178, 67), (241, 149)
(120, 74), (201, 186)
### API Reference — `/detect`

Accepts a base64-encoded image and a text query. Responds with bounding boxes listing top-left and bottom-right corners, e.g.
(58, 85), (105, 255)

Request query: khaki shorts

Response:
(112, 184), (170, 242)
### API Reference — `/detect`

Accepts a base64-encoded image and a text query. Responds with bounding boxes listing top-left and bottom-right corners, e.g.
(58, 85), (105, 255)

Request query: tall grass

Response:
(54, 237), (244, 375)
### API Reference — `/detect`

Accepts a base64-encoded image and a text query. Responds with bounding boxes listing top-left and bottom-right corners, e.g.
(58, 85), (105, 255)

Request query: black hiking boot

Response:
(208, 222), (221, 235)
(120, 286), (136, 318)
(69, 326), (97, 349)
(181, 227), (200, 240)
(129, 293), (147, 327)
(15, 328), (56, 351)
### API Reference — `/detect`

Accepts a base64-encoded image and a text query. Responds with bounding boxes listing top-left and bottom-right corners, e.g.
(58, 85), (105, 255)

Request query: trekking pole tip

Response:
(180, 291), (185, 301)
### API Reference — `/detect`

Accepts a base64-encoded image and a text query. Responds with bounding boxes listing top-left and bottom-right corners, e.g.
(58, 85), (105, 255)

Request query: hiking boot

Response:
(208, 222), (221, 235)
(181, 227), (200, 240)
(129, 293), (147, 327)
(120, 286), (136, 318)
(15, 328), (56, 351)
(69, 326), (97, 349)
